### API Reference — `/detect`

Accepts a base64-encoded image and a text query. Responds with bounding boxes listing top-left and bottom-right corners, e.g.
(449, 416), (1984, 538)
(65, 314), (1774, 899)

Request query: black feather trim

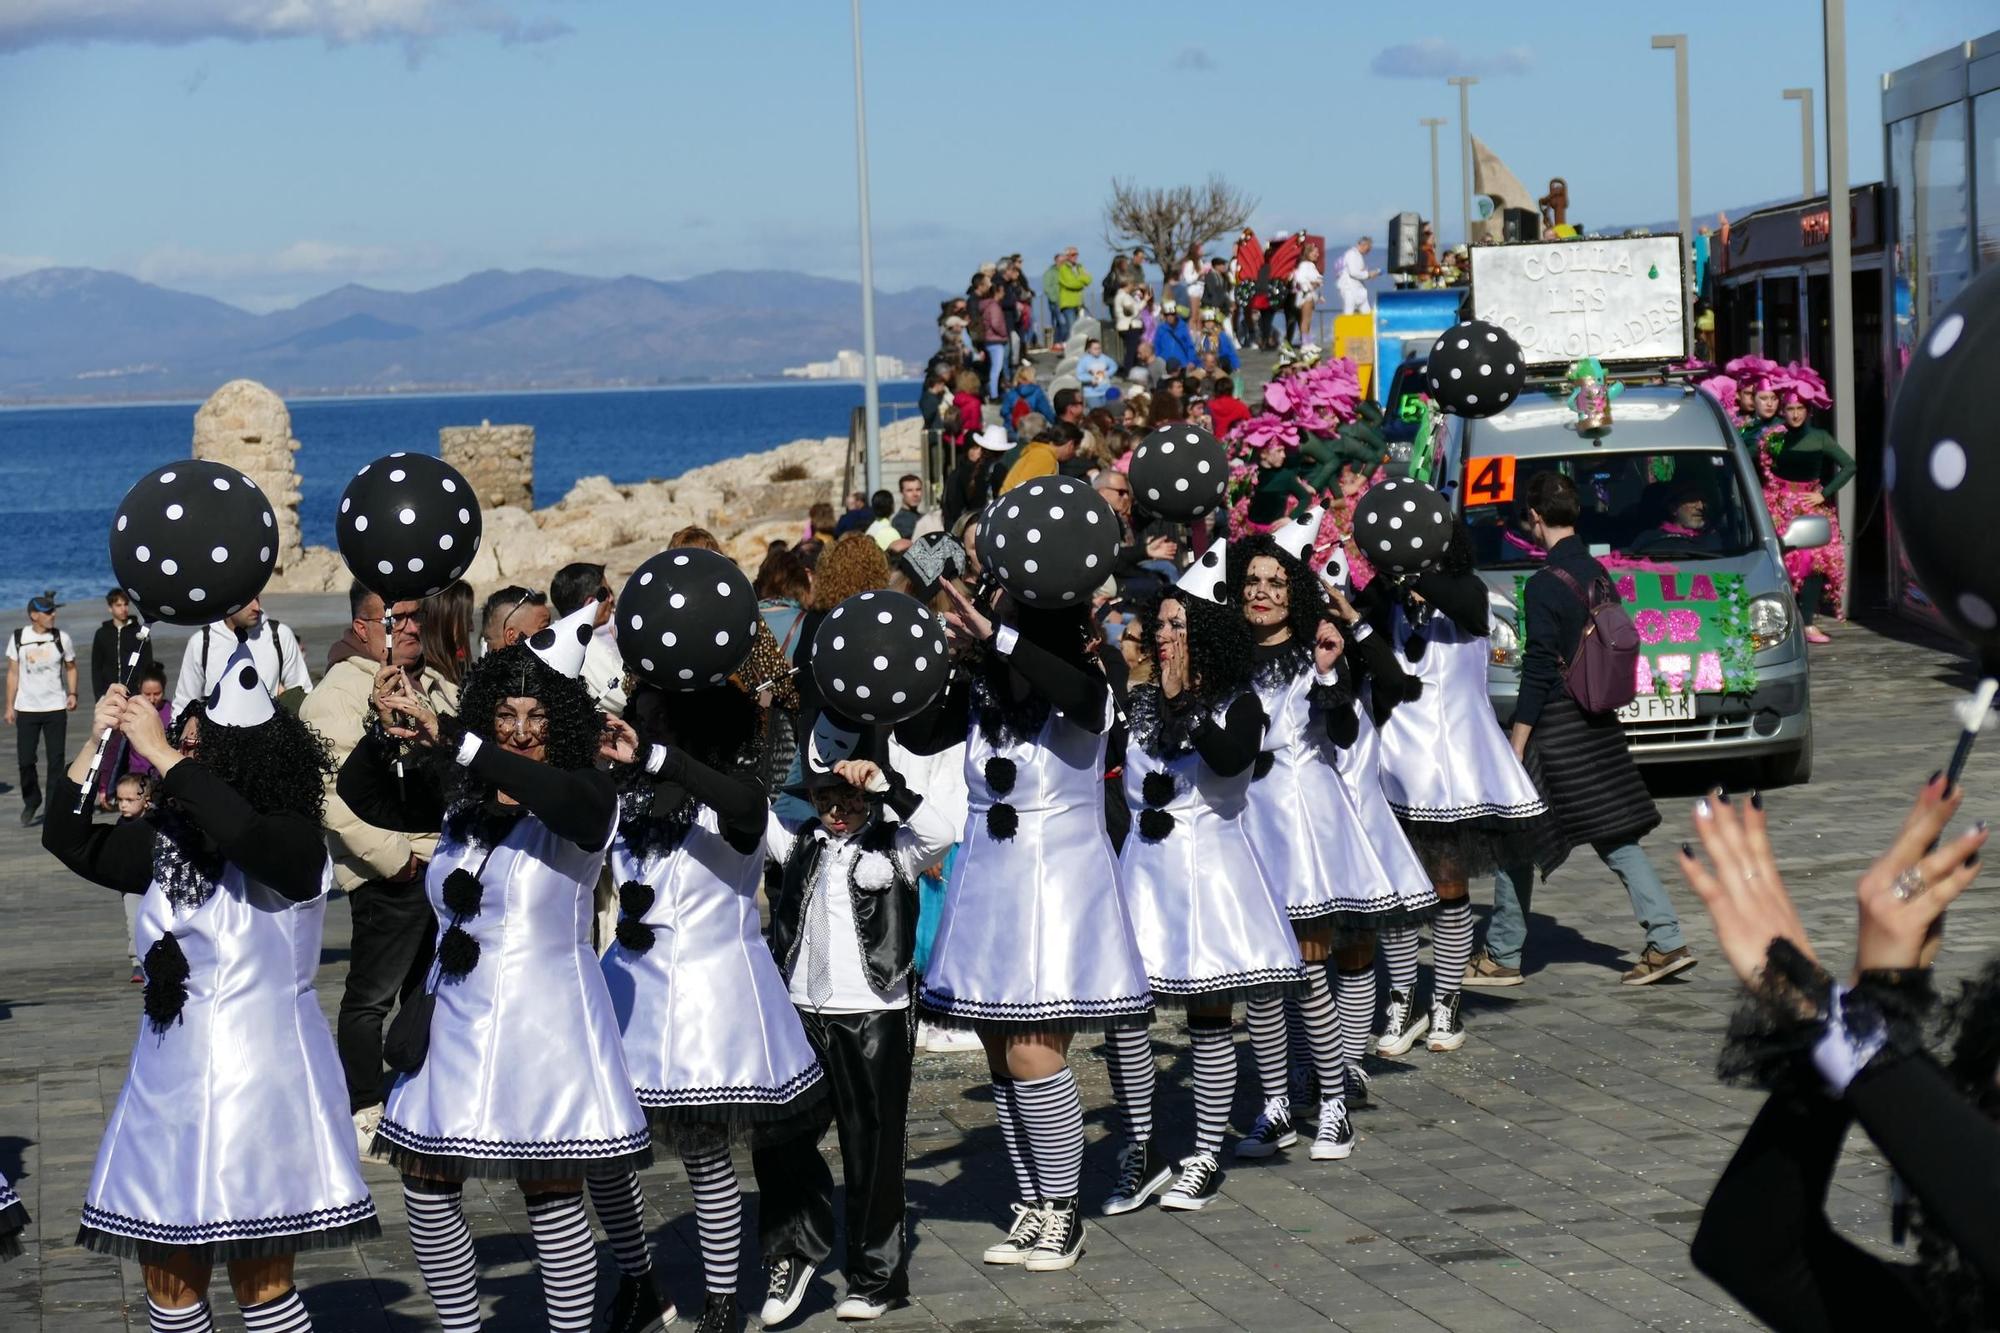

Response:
(616, 918), (657, 954)
(1715, 939), (1835, 1093)
(441, 869), (483, 919)
(436, 926), (481, 981)
(1141, 771), (1176, 808)
(141, 932), (191, 1035)
(983, 756), (1018, 795)
(150, 811), (223, 912)
(985, 802), (1019, 841)
(1138, 807), (1177, 841)
(618, 880), (655, 920)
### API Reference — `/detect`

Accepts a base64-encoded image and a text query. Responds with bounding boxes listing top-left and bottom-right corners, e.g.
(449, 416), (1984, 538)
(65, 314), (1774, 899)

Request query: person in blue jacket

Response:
(1193, 311), (1239, 373)
(1151, 304), (1199, 369)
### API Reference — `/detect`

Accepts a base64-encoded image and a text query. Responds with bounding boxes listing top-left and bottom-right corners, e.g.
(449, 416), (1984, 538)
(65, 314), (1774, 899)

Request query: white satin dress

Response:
(79, 857), (376, 1260)
(376, 810), (652, 1180)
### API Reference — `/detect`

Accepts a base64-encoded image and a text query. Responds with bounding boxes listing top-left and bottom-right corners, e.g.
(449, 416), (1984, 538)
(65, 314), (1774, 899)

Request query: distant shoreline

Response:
(0, 377), (927, 413)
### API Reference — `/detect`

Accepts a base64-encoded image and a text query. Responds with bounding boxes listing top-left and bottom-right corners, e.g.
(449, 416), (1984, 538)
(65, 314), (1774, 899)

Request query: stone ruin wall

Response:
(440, 422), (535, 511)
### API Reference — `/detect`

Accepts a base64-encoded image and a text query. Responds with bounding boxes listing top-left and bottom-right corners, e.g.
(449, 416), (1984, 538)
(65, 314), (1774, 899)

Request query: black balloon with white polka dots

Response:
(1128, 423), (1228, 520)
(108, 460), (277, 626)
(335, 453), (483, 602)
(1351, 478), (1454, 575)
(975, 475), (1120, 606)
(615, 547), (759, 690)
(1426, 320), (1525, 419)
(1886, 263), (2000, 667)
(810, 590), (949, 724)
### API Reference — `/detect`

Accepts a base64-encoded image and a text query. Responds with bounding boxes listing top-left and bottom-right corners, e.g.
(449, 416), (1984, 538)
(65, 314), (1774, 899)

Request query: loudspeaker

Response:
(1386, 212), (1422, 273)
(1502, 208), (1541, 243)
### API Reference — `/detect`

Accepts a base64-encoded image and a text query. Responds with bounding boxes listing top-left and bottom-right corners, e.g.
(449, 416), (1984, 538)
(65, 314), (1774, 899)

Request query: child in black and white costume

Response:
(336, 602), (650, 1333)
(752, 719), (956, 1325)
(43, 647), (374, 1333)
(0, 1169), (25, 1261)
(590, 682), (826, 1333)
(1101, 544), (1309, 1215)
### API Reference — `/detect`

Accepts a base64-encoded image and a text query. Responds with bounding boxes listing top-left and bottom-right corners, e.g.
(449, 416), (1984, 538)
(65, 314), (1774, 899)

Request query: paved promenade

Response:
(3, 617), (1995, 1332)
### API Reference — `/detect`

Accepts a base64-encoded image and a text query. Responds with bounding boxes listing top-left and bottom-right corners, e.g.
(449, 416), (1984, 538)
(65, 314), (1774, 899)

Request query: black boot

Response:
(604, 1270), (672, 1333)
(692, 1291), (744, 1333)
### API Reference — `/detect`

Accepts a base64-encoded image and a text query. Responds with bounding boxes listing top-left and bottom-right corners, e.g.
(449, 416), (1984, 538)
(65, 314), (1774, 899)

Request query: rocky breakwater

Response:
(266, 402), (924, 595)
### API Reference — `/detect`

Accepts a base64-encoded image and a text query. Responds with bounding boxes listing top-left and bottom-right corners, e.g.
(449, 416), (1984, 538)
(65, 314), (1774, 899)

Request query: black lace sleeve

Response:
(42, 774), (154, 895)
(158, 761), (328, 903)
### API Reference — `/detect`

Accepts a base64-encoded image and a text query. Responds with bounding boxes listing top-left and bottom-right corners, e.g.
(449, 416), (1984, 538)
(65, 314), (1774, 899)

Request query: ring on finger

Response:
(1891, 866), (1928, 902)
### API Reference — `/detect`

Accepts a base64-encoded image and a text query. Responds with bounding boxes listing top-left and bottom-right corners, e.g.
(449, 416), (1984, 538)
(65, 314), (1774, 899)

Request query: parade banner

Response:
(1516, 568), (1757, 697)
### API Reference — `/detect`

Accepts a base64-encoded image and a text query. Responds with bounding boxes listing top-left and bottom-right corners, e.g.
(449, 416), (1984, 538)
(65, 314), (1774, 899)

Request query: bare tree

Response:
(1102, 175), (1259, 274)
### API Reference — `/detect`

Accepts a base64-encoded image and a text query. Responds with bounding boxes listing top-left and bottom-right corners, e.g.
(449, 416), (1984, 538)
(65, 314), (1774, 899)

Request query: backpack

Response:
(1544, 565), (1640, 714)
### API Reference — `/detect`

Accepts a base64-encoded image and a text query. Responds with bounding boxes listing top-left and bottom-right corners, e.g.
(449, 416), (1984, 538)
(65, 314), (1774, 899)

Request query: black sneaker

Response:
(692, 1291), (743, 1333)
(1427, 992), (1466, 1052)
(1375, 987), (1429, 1056)
(759, 1256), (815, 1327)
(1159, 1153), (1222, 1210)
(1345, 1061), (1373, 1111)
(1232, 1098), (1296, 1159)
(1311, 1097), (1355, 1161)
(604, 1272), (672, 1333)
(1024, 1197), (1085, 1271)
(1101, 1139), (1173, 1215)
(981, 1202), (1045, 1264)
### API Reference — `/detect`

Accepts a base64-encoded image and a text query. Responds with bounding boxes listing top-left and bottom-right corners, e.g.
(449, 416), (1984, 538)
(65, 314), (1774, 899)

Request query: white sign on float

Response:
(1468, 235), (1689, 369)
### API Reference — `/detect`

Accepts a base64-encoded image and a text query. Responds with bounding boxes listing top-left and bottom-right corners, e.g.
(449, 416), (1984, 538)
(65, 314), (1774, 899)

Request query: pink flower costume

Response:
(1746, 363), (1846, 620)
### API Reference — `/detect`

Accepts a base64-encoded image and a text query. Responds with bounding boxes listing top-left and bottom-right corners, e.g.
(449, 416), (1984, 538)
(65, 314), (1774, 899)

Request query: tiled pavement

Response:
(4, 616), (1995, 1331)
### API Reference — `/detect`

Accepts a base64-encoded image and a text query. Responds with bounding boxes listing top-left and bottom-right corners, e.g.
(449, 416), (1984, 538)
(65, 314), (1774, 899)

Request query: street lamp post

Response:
(1651, 34), (1693, 338)
(849, 0), (881, 495)
(1782, 87), (1816, 196)
(1446, 77), (1477, 247)
(1419, 116), (1445, 243)
(1822, 0), (1854, 616)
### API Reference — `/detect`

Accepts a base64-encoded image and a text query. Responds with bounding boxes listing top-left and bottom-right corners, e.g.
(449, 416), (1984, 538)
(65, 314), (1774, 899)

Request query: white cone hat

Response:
(527, 599), (596, 679)
(1272, 506), (1325, 562)
(203, 642), (275, 729)
(1175, 540), (1230, 605)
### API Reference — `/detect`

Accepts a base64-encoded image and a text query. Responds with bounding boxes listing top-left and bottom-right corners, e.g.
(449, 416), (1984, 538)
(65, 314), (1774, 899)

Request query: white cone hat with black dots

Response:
(204, 643), (276, 729)
(1176, 539), (1230, 605)
(526, 600), (597, 679)
(1271, 506), (1324, 563)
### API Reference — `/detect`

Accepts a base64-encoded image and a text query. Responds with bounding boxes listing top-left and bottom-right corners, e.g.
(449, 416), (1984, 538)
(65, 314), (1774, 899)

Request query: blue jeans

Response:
(1486, 840), (1686, 968)
(1049, 303), (1073, 346)
(985, 343), (1009, 399)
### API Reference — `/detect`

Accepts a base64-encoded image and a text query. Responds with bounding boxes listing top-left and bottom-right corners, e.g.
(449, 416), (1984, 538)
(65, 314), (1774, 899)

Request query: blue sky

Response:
(1, 0), (1990, 311)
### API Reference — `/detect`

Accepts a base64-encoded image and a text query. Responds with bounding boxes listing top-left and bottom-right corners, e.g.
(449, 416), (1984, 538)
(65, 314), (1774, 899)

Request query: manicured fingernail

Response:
(1966, 853), (1981, 869)
(1977, 820), (1988, 834)
(1680, 842), (1694, 857)
(1715, 790), (1731, 806)
(1694, 799), (1712, 820)
(1929, 769), (1943, 785)
(1750, 791), (1764, 810)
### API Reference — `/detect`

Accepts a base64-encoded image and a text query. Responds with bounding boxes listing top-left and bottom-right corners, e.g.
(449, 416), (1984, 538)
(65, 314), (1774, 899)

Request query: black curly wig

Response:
(623, 680), (762, 780)
(454, 642), (603, 777)
(1230, 534), (1327, 648)
(171, 700), (333, 822)
(1134, 591), (1254, 716)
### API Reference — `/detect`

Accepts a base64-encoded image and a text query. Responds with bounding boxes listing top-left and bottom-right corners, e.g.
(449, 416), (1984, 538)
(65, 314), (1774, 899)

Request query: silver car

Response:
(1433, 383), (1829, 787)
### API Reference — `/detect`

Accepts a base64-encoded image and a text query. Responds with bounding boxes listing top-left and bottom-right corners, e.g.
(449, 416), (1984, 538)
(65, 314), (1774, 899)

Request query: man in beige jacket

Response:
(300, 581), (460, 1151)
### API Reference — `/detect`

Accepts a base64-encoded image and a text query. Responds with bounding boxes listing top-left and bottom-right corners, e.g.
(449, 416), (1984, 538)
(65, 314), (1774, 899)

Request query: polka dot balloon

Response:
(1351, 477), (1455, 575)
(1886, 263), (2000, 666)
(810, 589), (949, 724)
(615, 547), (759, 690)
(1128, 423), (1228, 520)
(335, 453), (482, 602)
(108, 460), (277, 625)
(975, 475), (1120, 606)
(1426, 319), (1525, 419)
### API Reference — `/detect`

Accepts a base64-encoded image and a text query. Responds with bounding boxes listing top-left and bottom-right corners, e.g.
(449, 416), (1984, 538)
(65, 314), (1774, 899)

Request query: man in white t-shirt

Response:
(172, 597), (312, 714)
(6, 592), (78, 825)
(1336, 236), (1379, 314)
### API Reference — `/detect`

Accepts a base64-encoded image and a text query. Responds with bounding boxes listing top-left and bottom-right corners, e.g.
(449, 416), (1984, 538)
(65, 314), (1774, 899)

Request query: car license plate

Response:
(1618, 692), (1696, 725)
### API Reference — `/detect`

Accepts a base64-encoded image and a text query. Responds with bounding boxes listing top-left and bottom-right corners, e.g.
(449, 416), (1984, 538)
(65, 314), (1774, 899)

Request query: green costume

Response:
(1765, 425), (1855, 495)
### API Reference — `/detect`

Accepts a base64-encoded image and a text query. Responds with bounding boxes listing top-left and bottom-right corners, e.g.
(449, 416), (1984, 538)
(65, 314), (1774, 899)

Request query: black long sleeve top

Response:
(1692, 1050), (2000, 1331)
(896, 627), (1111, 755)
(43, 764), (328, 902)
(337, 731), (617, 853)
(1188, 692), (1264, 776)
(645, 743), (766, 855)
(1513, 534), (1613, 729)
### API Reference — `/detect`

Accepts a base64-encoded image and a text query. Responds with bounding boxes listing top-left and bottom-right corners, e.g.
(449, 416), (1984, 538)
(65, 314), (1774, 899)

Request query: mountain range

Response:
(0, 266), (954, 402)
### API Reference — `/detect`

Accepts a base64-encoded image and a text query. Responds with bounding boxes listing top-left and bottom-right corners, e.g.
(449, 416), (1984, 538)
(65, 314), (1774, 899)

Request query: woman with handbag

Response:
(42, 649), (374, 1333)
(336, 602), (649, 1333)
(587, 682), (827, 1333)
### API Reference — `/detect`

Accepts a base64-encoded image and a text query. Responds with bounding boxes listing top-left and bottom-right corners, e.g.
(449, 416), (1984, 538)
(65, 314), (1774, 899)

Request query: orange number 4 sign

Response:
(1465, 455), (1517, 505)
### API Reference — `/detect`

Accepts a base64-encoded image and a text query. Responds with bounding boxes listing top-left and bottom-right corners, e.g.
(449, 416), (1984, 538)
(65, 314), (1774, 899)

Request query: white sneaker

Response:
(922, 1023), (984, 1053)
(352, 1104), (383, 1158)
(1427, 993), (1466, 1052)
(836, 1293), (891, 1320)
